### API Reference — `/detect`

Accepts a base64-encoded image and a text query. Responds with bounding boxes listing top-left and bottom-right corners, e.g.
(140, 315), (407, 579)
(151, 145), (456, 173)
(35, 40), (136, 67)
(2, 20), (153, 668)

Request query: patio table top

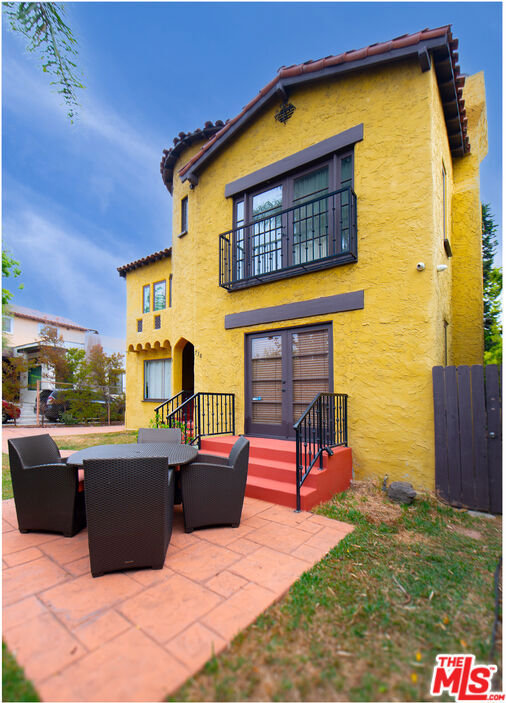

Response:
(67, 442), (198, 467)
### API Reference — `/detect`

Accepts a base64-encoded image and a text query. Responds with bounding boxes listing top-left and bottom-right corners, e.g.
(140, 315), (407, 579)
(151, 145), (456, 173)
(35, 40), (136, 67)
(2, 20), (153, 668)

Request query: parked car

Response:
(33, 388), (53, 415)
(2, 400), (21, 424)
(44, 390), (106, 422)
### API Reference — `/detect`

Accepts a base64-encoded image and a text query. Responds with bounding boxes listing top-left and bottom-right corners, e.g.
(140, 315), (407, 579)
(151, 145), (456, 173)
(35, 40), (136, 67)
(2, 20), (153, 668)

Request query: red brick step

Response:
(199, 435), (352, 511)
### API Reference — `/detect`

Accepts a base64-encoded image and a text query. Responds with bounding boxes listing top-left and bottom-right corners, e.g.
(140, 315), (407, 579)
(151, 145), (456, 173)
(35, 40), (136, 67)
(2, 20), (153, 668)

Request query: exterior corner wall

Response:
(451, 72), (487, 365)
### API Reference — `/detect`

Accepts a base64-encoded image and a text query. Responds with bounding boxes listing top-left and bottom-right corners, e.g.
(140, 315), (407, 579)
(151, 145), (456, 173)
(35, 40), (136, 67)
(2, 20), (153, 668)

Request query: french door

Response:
(245, 324), (332, 439)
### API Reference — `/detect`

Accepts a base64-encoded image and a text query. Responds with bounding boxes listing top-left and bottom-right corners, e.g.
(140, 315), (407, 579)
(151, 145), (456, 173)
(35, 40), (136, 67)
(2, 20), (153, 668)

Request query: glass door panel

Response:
(291, 329), (329, 423)
(251, 186), (283, 274)
(250, 335), (282, 426)
(292, 167), (329, 264)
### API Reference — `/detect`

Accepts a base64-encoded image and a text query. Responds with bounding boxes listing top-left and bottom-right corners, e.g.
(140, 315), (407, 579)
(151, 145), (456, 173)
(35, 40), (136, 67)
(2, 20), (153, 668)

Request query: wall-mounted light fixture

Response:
(437, 265), (448, 272)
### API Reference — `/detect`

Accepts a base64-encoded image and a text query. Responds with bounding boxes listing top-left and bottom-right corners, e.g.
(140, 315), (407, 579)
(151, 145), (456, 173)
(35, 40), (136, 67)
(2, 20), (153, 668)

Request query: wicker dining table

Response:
(67, 442), (198, 468)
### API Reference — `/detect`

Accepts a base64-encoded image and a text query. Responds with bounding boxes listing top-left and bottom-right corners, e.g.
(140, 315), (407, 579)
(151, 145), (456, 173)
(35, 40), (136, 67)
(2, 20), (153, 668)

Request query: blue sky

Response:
(2, 2), (502, 339)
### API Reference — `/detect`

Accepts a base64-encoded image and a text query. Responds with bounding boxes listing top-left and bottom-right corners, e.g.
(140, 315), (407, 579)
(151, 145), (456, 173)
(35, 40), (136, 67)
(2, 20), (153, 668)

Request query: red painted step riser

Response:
(201, 437), (353, 511)
(199, 440), (332, 468)
(247, 462), (330, 488)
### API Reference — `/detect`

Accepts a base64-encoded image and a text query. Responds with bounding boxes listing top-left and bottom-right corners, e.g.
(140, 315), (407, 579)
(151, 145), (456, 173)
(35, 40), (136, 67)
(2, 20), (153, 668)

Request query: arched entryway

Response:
(182, 342), (194, 395)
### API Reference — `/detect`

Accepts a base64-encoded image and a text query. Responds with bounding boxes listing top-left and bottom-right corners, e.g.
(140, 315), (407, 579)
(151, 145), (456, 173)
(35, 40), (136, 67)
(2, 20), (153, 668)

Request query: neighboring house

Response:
(2, 304), (125, 419)
(119, 26), (487, 491)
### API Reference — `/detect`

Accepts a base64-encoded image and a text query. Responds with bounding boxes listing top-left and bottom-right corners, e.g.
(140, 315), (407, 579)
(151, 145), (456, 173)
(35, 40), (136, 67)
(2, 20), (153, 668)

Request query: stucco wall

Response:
(124, 59), (486, 490)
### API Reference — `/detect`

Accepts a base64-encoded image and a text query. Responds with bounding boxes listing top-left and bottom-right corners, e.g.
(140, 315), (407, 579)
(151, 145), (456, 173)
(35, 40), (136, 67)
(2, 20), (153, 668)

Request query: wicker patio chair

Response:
(7, 434), (86, 537)
(83, 456), (175, 577)
(137, 428), (182, 444)
(180, 436), (250, 533)
(138, 427), (183, 504)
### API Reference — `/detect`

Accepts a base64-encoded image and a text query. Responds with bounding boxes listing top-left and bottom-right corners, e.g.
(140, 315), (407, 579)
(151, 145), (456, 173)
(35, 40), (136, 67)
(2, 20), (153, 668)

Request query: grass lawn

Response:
(169, 482), (502, 702)
(2, 441), (502, 702)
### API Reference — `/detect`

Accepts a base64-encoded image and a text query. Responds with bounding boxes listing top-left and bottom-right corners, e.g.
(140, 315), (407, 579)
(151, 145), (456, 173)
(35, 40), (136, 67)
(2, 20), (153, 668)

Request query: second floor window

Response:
(181, 196), (188, 234)
(223, 150), (356, 289)
(143, 285), (150, 313)
(2, 316), (12, 333)
(153, 281), (166, 311)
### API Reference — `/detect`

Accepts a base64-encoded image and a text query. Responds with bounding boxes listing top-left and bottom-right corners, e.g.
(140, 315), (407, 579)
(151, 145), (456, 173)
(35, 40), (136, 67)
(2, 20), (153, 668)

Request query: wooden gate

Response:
(432, 364), (502, 514)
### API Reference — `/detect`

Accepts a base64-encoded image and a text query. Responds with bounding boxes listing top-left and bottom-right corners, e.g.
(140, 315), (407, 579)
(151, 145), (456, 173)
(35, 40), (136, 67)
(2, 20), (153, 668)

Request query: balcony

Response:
(219, 186), (357, 290)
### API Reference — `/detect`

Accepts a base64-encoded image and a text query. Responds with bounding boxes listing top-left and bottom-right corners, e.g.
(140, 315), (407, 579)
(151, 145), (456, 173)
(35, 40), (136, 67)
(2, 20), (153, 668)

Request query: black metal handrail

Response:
(294, 392), (348, 512)
(220, 186), (357, 290)
(154, 390), (192, 426)
(159, 392), (235, 447)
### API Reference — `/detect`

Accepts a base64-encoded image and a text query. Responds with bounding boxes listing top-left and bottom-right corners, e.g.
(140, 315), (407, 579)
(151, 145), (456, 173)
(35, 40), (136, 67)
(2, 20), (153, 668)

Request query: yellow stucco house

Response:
(118, 25), (487, 502)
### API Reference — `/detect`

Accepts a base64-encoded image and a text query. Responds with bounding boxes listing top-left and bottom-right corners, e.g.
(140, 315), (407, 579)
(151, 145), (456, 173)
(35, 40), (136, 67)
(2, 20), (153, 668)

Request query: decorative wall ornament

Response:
(274, 102), (296, 124)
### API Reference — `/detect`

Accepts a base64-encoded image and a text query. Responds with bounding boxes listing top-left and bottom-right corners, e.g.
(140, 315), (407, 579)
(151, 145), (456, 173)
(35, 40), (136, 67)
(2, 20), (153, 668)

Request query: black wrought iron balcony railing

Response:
(219, 186), (357, 290)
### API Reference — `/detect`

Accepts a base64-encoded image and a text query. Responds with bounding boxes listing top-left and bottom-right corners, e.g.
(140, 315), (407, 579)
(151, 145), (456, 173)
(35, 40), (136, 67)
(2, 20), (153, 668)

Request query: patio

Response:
(3, 494), (353, 702)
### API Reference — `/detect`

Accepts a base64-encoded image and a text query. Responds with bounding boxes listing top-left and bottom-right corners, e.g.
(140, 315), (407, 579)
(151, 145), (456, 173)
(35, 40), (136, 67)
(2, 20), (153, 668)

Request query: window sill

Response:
(142, 398), (167, 403)
(178, 230), (188, 238)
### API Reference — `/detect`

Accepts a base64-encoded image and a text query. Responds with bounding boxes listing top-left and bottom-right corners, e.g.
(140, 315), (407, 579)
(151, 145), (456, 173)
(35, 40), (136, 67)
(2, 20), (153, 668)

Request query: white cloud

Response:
(3, 200), (126, 336)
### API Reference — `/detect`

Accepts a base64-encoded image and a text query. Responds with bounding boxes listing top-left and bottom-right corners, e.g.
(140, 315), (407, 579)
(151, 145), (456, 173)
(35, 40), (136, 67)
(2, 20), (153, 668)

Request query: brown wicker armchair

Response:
(180, 436), (250, 533)
(83, 456), (175, 577)
(7, 434), (86, 537)
(137, 427), (182, 444)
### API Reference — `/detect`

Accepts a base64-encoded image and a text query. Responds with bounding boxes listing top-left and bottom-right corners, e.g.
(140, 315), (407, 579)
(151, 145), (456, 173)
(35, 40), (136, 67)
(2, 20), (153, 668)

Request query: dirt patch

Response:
(450, 525), (483, 540)
(348, 480), (403, 525)
(394, 530), (434, 546)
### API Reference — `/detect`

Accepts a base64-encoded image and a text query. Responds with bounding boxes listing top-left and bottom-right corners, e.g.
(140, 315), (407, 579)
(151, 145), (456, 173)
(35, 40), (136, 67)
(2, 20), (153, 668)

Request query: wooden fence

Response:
(432, 364), (502, 514)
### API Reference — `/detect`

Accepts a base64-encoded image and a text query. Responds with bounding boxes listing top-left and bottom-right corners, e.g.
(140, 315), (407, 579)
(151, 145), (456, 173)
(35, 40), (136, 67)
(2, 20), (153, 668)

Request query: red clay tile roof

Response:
(160, 121), (225, 194)
(117, 248), (172, 277)
(160, 25), (469, 192)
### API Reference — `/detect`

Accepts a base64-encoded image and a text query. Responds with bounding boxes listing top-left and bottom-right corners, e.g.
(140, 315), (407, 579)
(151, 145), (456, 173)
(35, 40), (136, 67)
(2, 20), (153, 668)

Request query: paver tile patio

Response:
(2, 496), (353, 701)
(6, 611), (85, 684)
(118, 572), (222, 644)
(38, 627), (189, 703)
(3, 555), (71, 606)
(40, 571), (143, 628)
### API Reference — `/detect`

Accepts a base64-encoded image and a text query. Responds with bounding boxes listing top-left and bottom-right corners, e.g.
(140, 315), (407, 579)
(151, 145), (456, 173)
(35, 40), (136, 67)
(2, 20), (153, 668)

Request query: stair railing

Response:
(294, 392), (348, 512)
(158, 392), (235, 447)
(154, 390), (192, 426)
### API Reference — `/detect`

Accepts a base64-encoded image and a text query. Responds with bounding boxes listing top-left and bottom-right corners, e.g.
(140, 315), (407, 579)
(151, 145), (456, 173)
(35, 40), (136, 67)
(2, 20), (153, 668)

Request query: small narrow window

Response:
(143, 285), (150, 313)
(442, 164), (452, 256)
(181, 196), (188, 235)
(2, 316), (13, 333)
(137, 319), (143, 333)
(154, 315), (161, 330)
(153, 280), (166, 311)
(169, 274), (173, 307)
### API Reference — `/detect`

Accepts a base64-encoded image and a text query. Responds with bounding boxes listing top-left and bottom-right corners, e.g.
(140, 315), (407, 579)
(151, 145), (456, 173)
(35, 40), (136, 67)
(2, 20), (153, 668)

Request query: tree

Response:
(482, 204), (502, 365)
(3, 2), (84, 122)
(2, 250), (23, 307)
(85, 344), (124, 425)
(37, 324), (70, 384)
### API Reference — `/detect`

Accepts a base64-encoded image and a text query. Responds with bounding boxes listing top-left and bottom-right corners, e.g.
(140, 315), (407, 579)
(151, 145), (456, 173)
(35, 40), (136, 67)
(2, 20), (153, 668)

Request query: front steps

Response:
(199, 435), (352, 511)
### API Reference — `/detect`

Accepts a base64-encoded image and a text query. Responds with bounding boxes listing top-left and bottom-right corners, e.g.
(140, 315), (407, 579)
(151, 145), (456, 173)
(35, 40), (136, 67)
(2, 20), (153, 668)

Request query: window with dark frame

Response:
(169, 274), (173, 307)
(154, 314), (161, 329)
(181, 196), (188, 235)
(225, 149), (356, 288)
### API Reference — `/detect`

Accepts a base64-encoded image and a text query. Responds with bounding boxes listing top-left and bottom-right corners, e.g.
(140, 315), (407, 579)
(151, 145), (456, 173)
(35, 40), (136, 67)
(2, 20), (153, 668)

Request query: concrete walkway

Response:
(3, 497), (353, 702)
(2, 425), (127, 454)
